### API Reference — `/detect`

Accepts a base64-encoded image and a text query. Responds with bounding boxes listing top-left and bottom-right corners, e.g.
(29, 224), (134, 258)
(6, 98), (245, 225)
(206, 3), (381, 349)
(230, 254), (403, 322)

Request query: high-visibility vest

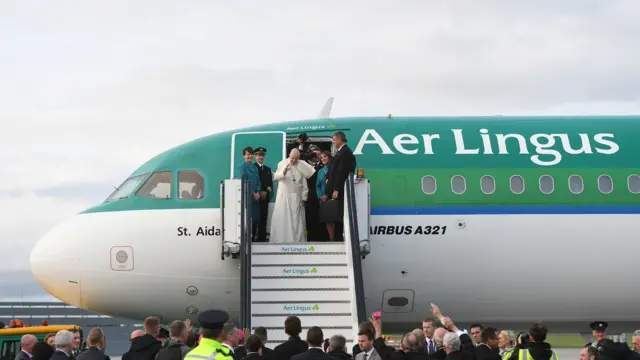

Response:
(501, 348), (515, 360)
(184, 338), (233, 360)
(518, 349), (560, 360)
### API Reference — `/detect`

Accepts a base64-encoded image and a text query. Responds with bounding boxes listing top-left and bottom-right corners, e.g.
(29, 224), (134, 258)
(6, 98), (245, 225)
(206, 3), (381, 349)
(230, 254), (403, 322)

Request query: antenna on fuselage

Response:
(318, 97), (334, 118)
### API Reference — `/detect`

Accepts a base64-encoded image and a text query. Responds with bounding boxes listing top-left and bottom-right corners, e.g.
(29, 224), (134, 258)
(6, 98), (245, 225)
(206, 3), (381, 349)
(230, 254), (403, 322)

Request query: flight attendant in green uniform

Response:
(235, 146), (261, 236)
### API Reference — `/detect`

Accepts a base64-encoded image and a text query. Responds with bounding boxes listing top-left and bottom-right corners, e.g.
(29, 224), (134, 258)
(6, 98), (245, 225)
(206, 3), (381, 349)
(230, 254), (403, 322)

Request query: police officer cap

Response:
(589, 321), (608, 331)
(198, 310), (229, 330)
(254, 147), (266, 154)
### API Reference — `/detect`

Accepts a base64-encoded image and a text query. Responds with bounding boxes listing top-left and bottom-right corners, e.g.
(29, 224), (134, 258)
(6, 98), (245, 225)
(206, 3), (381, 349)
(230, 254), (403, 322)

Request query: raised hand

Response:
(430, 303), (443, 318)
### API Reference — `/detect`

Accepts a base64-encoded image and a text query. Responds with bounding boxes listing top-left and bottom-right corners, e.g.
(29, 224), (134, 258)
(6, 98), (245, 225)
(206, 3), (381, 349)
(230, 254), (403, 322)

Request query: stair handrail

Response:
(346, 173), (366, 324)
(220, 181), (226, 260)
(239, 177), (253, 330)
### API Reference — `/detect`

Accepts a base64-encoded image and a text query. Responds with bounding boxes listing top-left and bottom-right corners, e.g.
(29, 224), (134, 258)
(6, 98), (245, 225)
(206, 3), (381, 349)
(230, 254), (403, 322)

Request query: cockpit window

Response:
(105, 174), (148, 202)
(135, 171), (172, 199)
(178, 171), (204, 200)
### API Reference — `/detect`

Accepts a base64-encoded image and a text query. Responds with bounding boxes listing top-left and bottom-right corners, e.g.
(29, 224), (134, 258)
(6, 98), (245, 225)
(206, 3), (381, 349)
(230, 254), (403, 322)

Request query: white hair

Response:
(443, 332), (461, 351)
(329, 334), (346, 352)
(20, 334), (36, 347)
(54, 330), (74, 347)
(289, 148), (300, 157)
(633, 330), (640, 337)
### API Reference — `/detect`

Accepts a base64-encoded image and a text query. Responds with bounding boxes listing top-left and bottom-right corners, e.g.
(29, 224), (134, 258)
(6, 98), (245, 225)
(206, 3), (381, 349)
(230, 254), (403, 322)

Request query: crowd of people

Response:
(236, 131), (356, 243)
(11, 304), (640, 360)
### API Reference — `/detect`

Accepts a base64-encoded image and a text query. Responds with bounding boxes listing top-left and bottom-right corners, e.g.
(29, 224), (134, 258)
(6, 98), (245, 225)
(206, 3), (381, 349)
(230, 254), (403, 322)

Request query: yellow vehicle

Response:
(0, 325), (82, 360)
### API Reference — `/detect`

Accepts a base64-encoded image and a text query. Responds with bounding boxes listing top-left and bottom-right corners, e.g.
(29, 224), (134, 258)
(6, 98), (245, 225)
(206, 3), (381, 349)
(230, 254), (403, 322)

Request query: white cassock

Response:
(270, 159), (316, 243)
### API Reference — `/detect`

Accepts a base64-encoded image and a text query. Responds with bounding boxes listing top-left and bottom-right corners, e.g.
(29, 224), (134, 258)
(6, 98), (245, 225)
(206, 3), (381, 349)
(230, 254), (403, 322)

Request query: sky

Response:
(2, 0), (640, 301)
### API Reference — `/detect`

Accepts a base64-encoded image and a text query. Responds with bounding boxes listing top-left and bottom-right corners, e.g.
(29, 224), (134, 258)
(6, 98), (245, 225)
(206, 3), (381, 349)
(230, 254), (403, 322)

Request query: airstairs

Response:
(221, 173), (371, 351)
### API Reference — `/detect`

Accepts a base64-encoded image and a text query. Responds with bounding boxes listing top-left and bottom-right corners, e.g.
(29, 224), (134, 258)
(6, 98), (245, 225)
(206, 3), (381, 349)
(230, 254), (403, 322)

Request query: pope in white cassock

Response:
(270, 148), (316, 243)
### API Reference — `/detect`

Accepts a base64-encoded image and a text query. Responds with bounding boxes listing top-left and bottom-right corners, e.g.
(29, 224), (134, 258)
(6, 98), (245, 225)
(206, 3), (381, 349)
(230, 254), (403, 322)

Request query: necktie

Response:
(363, 354), (368, 360)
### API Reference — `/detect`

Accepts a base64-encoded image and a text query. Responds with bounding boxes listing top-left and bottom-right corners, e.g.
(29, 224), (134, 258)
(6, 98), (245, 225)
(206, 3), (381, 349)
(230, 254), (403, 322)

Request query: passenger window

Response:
(628, 175), (640, 194)
(178, 171), (205, 199)
(451, 175), (466, 194)
(105, 174), (148, 202)
(568, 175), (583, 194)
(510, 175), (525, 194)
(539, 175), (554, 194)
(421, 176), (437, 195)
(1, 340), (18, 360)
(135, 172), (172, 199)
(598, 175), (613, 194)
(481, 176), (495, 194)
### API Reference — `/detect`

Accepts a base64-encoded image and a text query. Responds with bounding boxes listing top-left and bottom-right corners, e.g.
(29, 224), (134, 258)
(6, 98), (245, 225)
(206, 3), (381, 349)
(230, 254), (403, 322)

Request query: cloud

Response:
(0, 270), (57, 301)
(0, 193), (92, 272)
(2, 0), (640, 299)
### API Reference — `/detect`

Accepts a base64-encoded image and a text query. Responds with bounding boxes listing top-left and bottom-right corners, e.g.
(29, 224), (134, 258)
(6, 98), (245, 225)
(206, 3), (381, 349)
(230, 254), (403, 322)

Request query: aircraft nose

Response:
(30, 217), (83, 307)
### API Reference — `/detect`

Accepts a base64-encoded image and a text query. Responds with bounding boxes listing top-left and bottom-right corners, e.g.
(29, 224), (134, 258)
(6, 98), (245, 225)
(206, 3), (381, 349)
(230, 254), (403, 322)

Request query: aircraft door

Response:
(230, 131), (286, 179)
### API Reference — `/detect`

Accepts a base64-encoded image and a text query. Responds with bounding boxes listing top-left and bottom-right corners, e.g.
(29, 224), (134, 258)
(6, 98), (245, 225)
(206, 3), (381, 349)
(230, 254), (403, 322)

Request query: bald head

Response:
(402, 332), (422, 352)
(434, 328), (449, 348)
(21, 335), (37, 353)
(412, 329), (425, 347)
(130, 330), (145, 340)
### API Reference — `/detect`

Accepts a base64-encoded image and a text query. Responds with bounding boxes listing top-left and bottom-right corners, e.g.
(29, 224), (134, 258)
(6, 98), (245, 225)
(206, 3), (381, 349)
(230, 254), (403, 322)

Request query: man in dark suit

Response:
(442, 333), (473, 360)
(253, 327), (275, 360)
(428, 328), (448, 360)
(122, 317), (163, 360)
(474, 328), (500, 360)
(253, 147), (273, 242)
(291, 327), (332, 360)
(242, 335), (264, 360)
(76, 328), (110, 360)
(274, 316), (308, 360)
(391, 332), (430, 360)
(325, 131), (356, 242)
(51, 330), (75, 360)
(15, 335), (36, 360)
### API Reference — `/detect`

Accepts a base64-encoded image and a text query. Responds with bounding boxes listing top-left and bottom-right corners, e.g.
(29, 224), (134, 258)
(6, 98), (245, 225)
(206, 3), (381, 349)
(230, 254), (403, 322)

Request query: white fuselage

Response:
(29, 206), (640, 331)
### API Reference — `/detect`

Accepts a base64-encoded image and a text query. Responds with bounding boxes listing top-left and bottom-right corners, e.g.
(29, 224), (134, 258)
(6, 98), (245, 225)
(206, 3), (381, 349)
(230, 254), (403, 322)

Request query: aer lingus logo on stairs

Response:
(280, 245), (316, 253)
(283, 304), (321, 312)
(281, 267), (318, 275)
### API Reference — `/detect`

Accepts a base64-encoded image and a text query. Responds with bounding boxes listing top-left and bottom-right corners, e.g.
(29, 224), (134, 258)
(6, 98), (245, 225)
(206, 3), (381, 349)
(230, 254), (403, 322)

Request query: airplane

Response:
(29, 99), (640, 342)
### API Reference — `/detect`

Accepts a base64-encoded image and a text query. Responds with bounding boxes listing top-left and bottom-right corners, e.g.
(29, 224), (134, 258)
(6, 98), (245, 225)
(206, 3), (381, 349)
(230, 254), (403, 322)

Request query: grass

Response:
(546, 335), (590, 348)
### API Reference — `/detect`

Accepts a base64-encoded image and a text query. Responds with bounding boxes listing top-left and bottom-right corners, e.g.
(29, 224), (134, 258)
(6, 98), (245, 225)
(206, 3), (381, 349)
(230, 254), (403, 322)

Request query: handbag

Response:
(318, 198), (343, 223)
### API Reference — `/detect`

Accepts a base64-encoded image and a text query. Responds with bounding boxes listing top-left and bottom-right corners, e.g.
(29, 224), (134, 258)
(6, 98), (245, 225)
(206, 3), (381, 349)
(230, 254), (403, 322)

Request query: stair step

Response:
(250, 264), (349, 277)
(259, 327), (354, 343)
(252, 243), (346, 254)
(252, 254), (346, 265)
(249, 289), (352, 302)
(252, 301), (352, 315)
(251, 314), (353, 328)
(252, 277), (350, 289)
